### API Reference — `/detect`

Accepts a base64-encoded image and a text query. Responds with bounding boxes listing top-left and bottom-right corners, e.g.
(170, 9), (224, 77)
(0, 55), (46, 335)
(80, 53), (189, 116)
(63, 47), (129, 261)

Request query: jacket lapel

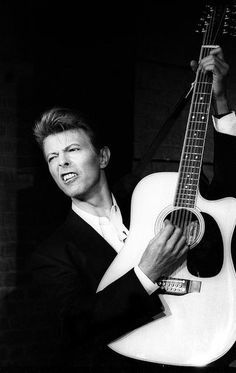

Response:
(63, 210), (117, 285)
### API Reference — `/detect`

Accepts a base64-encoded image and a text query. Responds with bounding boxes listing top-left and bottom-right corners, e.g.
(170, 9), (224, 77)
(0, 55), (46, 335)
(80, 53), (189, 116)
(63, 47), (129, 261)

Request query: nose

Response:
(58, 152), (70, 167)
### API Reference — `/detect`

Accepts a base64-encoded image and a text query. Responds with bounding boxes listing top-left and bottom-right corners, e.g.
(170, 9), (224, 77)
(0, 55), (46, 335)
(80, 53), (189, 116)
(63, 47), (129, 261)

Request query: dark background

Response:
(17, 0), (225, 240)
(1, 0), (236, 367)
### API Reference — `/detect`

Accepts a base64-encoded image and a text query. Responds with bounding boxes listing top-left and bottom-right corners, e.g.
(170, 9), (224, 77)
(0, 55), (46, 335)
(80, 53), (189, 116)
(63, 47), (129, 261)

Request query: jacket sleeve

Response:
(206, 130), (236, 199)
(31, 245), (163, 348)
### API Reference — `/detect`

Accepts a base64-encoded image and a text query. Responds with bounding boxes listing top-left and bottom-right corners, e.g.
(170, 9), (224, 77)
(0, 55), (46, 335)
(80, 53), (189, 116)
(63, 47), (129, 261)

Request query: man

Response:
(31, 47), (236, 368)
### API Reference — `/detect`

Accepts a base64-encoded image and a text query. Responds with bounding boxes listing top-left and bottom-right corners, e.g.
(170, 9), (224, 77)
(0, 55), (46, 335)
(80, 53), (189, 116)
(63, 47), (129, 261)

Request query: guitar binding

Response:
(154, 205), (205, 249)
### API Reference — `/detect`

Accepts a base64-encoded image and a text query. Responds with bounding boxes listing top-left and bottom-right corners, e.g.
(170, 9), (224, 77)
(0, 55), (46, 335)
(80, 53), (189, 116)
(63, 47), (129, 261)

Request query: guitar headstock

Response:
(195, 1), (236, 40)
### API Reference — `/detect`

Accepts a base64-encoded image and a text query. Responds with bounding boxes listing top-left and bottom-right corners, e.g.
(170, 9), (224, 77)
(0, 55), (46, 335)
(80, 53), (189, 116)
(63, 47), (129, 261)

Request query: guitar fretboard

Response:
(174, 46), (214, 208)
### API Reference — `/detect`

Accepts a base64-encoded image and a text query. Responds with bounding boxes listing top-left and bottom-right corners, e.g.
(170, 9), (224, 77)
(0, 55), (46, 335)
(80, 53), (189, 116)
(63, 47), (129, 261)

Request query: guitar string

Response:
(172, 6), (215, 232)
(183, 7), (214, 244)
(171, 6), (215, 245)
(183, 4), (227, 245)
(184, 8), (214, 243)
(180, 0), (227, 241)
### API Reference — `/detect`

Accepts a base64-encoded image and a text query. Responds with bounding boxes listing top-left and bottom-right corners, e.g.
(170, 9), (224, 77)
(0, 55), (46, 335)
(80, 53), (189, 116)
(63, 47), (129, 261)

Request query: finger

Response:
(200, 53), (228, 74)
(175, 236), (188, 256)
(156, 220), (175, 242)
(166, 226), (184, 249)
(200, 55), (226, 68)
(209, 46), (224, 60)
(199, 58), (229, 76)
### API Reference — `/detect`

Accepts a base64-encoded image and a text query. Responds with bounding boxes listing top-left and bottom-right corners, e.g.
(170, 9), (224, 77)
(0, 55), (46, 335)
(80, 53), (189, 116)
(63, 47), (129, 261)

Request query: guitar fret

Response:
(175, 200), (195, 208)
(181, 171), (199, 176)
(176, 196), (196, 201)
(186, 135), (204, 138)
(178, 182), (198, 188)
(183, 152), (202, 156)
(187, 129), (205, 133)
(195, 82), (212, 85)
(185, 145), (203, 148)
(182, 159), (202, 163)
(195, 90), (212, 95)
(175, 202), (195, 208)
(181, 169), (199, 173)
(178, 186), (198, 191)
(192, 103), (210, 107)
(188, 126), (207, 129)
(189, 119), (206, 124)
(176, 193), (196, 198)
(181, 166), (201, 171)
(182, 165), (201, 170)
(176, 193), (197, 199)
(179, 181), (199, 187)
(192, 101), (211, 103)
(187, 135), (205, 139)
(179, 184), (197, 189)
(180, 177), (199, 182)
(193, 100), (211, 103)
(190, 113), (208, 118)
(185, 139), (204, 143)
(194, 92), (211, 95)
(184, 150), (203, 156)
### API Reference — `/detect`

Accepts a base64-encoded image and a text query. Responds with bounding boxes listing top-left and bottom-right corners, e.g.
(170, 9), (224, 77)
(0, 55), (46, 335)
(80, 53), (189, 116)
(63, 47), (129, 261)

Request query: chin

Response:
(58, 184), (80, 198)
(64, 187), (85, 199)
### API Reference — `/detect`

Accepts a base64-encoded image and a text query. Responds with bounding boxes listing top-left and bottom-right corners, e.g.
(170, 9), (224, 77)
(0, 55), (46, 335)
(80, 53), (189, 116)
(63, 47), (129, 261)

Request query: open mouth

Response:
(61, 172), (78, 184)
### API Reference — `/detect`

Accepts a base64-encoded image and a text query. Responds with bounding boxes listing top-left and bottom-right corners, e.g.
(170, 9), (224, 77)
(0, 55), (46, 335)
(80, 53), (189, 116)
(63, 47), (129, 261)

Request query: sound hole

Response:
(156, 208), (223, 277)
(165, 208), (202, 248)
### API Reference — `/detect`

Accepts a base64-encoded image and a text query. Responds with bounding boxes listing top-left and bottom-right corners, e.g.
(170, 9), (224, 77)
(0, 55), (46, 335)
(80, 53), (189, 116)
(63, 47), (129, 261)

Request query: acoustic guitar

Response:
(97, 3), (236, 367)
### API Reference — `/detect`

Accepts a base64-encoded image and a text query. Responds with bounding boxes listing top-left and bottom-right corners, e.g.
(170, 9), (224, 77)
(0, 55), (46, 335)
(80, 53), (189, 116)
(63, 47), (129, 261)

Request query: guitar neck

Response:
(174, 45), (216, 208)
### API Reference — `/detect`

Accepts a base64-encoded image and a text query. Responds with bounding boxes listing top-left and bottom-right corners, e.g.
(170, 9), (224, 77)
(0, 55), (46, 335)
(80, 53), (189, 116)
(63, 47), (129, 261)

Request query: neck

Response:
(72, 174), (113, 218)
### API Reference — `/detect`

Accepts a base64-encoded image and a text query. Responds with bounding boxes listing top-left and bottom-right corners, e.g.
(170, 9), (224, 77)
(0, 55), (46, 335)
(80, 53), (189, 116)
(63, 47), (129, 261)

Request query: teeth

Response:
(62, 173), (77, 182)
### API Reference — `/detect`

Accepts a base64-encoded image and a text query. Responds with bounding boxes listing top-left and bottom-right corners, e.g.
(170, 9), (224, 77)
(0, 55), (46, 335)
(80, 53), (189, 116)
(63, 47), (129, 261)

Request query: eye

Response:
(48, 155), (57, 163)
(69, 147), (80, 152)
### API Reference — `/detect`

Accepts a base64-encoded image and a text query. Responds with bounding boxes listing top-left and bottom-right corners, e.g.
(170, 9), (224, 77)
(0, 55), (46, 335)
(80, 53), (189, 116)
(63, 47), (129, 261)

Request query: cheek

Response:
(80, 154), (100, 172)
(87, 159), (101, 176)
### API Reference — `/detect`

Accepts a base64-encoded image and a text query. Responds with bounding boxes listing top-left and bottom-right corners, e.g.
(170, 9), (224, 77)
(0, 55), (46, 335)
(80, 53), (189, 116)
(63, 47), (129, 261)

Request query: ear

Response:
(99, 146), (111, 169)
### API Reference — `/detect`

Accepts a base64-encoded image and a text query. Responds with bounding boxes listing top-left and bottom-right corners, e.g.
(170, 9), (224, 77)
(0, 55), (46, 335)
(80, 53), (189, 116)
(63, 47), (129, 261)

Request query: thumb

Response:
(190, 60), (198, 73)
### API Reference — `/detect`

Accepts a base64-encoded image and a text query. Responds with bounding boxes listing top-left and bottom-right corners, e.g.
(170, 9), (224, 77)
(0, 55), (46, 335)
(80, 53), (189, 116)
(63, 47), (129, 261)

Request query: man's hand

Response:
(190, 46), (230, 114)
(138, 220), (188, 283)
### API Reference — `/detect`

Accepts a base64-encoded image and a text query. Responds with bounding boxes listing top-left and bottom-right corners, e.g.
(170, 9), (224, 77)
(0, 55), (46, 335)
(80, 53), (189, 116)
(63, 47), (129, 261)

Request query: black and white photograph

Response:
(1, 0), (236, 371)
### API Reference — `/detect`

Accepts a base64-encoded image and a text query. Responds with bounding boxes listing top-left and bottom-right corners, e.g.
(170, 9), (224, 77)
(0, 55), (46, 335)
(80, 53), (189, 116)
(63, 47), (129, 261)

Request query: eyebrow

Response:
(45, 143), (81, 160)
(64, 143), (81, 150)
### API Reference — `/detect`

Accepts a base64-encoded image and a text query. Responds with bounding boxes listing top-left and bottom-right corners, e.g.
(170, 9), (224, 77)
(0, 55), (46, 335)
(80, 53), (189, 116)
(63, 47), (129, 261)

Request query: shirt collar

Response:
(72, 193), (118, 220)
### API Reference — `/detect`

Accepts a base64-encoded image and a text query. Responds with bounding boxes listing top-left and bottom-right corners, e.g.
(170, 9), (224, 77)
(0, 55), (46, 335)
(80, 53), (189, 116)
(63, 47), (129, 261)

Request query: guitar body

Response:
(98, 172), (236, 366)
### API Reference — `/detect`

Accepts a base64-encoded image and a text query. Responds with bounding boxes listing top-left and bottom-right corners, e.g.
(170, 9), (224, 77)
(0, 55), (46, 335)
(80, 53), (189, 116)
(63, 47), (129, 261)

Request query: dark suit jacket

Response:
(31, 129), (236, 368)
(31, 208), (163, 367)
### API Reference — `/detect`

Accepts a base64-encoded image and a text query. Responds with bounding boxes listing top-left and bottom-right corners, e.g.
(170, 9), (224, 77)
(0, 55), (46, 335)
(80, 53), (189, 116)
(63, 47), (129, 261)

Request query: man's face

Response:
(43, 129), (106, 200)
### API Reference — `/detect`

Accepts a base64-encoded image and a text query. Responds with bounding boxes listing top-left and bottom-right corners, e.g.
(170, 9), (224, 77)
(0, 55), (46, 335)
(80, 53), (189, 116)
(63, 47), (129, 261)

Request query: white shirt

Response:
(72, 112), (236, 295)
(72, 195), (128, 252)
(213, 111), (236, 135)
(72, 195), (158, 294)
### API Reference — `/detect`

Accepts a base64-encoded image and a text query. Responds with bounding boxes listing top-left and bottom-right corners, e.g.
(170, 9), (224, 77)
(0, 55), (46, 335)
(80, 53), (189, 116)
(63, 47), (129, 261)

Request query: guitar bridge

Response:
(157, 277), (201, 295)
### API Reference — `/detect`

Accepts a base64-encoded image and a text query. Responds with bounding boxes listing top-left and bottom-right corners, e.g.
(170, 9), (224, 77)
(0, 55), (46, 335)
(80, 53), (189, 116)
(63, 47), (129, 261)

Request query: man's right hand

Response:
(138, 220), (188, 283)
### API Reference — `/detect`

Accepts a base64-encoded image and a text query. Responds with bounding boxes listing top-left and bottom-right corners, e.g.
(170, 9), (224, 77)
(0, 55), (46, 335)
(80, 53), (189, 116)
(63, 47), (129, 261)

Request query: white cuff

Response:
(134, 266), (159, 295)
(212, 111), (236, 136)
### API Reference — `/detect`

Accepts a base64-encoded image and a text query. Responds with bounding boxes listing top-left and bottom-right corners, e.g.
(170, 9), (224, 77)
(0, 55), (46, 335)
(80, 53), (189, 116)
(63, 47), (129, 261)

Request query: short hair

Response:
(33, 107), (106, 154)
